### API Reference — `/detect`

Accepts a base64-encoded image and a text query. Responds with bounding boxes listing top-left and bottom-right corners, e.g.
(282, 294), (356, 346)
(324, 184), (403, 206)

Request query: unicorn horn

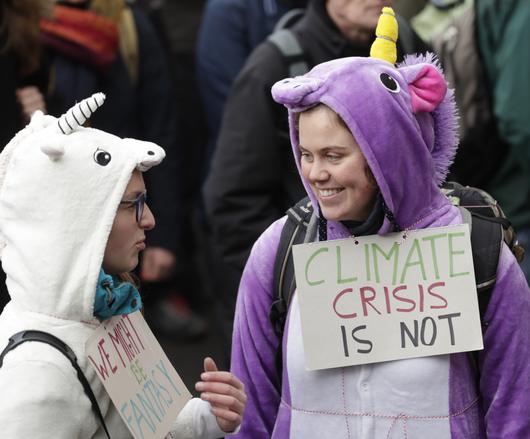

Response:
(370, 7), (398, 65)
(57, 93), (106, 134)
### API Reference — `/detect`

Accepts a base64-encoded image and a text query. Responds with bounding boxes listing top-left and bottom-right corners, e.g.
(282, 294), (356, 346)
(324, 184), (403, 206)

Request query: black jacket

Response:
(203, 0), (429, 273)
(46, 6), (183, 253)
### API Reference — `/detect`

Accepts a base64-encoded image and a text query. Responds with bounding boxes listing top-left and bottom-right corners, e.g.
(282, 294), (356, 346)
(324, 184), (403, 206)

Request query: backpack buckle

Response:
(269, 299), (287, 336)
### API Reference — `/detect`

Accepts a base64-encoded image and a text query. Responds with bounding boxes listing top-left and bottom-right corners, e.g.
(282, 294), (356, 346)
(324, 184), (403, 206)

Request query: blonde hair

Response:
(90, 0), (138, 83)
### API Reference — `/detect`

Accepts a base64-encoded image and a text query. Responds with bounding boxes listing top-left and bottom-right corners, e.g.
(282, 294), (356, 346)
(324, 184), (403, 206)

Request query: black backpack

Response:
(267, 9), (417, 78)
(270, 182), (525, 341)
(0, 330), (111, 438)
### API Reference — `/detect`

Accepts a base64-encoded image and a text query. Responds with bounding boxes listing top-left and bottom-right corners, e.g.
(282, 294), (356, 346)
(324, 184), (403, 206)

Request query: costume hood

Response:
(271, 8), (459, 238)
(0, 93), (165, 322)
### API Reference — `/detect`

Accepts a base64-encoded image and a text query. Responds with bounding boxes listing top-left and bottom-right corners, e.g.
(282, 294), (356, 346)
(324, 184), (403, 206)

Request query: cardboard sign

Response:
(86, 311), (192, 439)
(292, 224), (483, 370)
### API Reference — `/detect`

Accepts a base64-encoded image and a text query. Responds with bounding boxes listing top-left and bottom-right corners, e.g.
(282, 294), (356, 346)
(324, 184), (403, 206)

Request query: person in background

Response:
(473, 0), (530, 282)
(197, 0), (308, 162)
(203, 0), (429, 360)
(136, 0), (212, 339)
(197, 0), (309, 366)
(411, 0), (472, 43)
(0, 0), (52, 313)
(38, 0), (198, 332)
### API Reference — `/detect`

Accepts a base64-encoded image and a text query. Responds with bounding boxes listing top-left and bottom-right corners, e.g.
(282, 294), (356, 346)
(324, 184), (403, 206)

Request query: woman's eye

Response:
(327, 154), (340, 161)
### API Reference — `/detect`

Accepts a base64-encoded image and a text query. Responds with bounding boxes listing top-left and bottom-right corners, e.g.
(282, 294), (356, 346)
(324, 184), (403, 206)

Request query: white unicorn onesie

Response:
(0, 94), (224, 438)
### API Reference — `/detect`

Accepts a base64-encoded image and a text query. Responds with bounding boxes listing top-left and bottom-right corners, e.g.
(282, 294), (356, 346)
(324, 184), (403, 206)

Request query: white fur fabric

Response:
(0, 107), (223, 438)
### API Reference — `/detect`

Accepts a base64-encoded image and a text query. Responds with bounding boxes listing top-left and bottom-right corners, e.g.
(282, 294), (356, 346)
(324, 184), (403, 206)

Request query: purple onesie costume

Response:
(230, 10), (530, 438)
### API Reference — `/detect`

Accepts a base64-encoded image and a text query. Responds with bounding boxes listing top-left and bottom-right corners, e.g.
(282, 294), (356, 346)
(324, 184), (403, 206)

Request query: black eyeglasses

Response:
(119, 191), (147, 223)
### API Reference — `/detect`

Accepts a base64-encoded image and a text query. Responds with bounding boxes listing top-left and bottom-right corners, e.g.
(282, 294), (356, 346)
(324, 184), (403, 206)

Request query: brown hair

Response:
(0, 0), (52, 76)
(116, 272), (140, 288)
(116, 272), (144, 314)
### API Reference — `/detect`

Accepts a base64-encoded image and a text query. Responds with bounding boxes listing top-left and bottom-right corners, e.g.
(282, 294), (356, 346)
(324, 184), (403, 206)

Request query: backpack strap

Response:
(0, 330), (112, 439)
(268, 29), (310, 77)
(458, 206), (503, 320)
(270, 196), (313, 336)
(272, 7), (305, 32)
(459, 207), (503, 379)
(270, 197), (313, 385)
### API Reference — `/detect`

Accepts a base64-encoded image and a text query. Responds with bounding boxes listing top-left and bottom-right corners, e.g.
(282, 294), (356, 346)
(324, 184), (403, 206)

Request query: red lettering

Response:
(428, 281), (448, 309)
(124, 314), (145, 351)
(100, 338), (117, 374)
(359, 286), (381, 317)
(116, 322), (133, 362)
(88, 338), (117, 380)
(109, 330), (127, 368)
(392, 285), (416, 312)
(383, 286), (392, 314)
(121, 319), (140, 356)
(333, 288), (358, 319)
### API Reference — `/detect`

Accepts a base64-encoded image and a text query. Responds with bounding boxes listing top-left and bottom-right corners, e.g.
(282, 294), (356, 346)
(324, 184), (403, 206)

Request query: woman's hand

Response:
(140, 246), (176, 282)
(195, 357), (246, 433)
(16, 86), (46, 122)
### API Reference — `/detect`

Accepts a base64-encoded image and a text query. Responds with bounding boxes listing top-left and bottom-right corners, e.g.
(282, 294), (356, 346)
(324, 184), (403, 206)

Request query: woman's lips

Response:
(316, 187), (345, 201)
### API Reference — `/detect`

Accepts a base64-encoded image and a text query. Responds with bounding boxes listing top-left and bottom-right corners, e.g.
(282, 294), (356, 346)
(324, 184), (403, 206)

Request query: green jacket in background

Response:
(476, 0), (530, 231)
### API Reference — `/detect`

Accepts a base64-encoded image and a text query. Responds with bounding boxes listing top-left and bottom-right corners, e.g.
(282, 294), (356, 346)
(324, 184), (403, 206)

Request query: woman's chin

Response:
(321, 208), (345, 222)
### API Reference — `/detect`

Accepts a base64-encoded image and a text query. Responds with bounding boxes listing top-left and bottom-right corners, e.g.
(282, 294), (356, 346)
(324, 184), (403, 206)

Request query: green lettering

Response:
(421, 233), (447, 279)
(400, 239), (427, 283)
(448, 232), (470, 277)
(372, 242), (400, 284)
(305, 247), (328, 286)
(336, 246), (357, 284)
(364, 244), (371, 282)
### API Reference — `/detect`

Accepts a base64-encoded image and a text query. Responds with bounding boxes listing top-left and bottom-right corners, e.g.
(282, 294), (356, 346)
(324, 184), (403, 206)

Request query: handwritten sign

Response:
(86, 311), (192, 439)
(292, 224), (483, 370)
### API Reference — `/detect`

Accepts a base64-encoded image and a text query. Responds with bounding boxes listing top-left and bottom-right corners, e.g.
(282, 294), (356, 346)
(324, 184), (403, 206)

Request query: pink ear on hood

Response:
(408, 65), (447, 114)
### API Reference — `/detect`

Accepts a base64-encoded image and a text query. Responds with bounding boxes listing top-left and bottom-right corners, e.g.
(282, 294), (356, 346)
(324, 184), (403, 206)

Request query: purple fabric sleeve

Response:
(479, 243), (530, 437)
(229, 217), (287, 438)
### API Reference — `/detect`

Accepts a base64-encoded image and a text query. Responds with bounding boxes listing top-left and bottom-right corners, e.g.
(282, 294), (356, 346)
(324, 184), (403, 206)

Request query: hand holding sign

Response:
(195, 357), (247, 433)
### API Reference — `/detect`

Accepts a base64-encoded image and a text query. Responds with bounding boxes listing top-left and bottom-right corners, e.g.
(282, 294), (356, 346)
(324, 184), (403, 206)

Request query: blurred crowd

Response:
(1, 0), (529, 367)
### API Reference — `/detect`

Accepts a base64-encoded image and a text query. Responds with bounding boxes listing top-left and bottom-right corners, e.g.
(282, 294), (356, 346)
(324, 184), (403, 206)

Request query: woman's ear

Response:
(407, 65), (447, 114)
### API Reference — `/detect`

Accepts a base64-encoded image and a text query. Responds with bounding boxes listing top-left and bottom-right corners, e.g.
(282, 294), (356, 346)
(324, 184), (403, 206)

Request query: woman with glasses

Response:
(0, 94), (246, 438)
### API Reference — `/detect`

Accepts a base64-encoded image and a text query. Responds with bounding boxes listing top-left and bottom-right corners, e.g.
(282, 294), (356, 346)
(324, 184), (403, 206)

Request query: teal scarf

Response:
(93, 269), (142, 321)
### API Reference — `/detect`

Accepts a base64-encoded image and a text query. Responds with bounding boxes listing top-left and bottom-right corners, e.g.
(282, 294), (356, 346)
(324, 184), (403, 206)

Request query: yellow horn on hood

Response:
(370, 7), (398, 65)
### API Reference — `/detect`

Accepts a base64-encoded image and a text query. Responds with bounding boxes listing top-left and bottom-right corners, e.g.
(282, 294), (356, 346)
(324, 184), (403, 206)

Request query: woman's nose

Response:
(140, 203), (156, 230)
(309, 161), (329, 182)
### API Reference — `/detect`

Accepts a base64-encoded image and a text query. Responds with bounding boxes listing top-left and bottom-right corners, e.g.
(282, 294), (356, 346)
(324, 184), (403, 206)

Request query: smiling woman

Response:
(229, 6), (530, 439)
(298, 104), (378, 222)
